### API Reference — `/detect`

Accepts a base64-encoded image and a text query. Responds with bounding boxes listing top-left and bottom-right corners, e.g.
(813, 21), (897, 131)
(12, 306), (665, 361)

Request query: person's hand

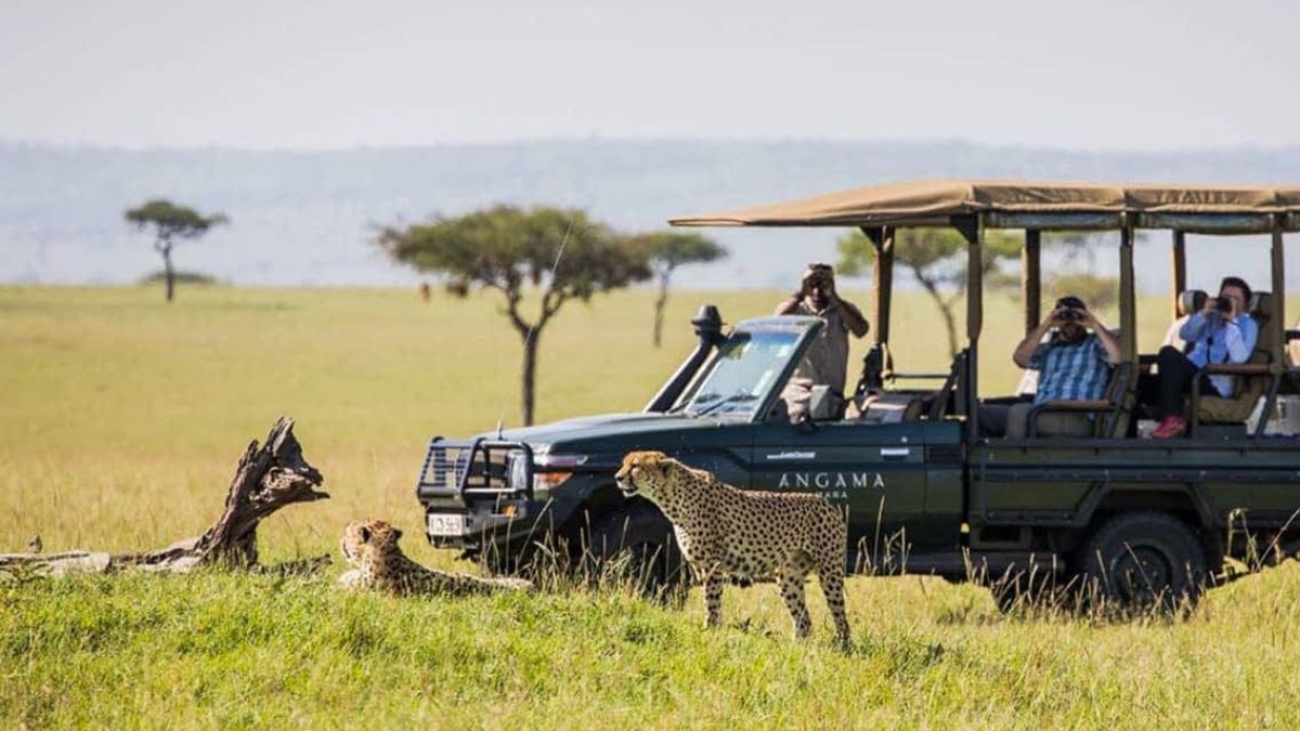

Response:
(1045, 307), (1066, 327)
(821, 270), (839, 301)
(1078, 309), (1100, 329)
(800, 269), (818, 294)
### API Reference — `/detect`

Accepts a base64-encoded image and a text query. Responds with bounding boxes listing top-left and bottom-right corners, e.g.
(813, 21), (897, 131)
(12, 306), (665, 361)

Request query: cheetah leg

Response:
(778, 572), (812, 639)
(707, 569), (728, 626)
(818, 564), (851, 647)
(703, 571), (724, 628)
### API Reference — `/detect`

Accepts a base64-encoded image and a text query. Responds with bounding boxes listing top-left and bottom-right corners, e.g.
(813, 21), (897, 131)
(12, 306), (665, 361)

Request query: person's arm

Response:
(832, 296), (870, 338)
(1081, 311), (1123, 365)
(1223, 315), (1257, 363)
(1013, 312), (1058, 369)
(1180, 310), (1210, 342)
(821, 270), (869, 338)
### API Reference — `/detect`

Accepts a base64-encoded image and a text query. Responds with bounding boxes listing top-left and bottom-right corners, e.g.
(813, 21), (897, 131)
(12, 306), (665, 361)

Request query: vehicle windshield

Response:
(677, 329), (803, 419)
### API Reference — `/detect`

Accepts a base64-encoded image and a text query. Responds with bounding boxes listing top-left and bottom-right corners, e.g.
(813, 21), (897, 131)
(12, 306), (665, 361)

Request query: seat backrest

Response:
(1178, 289), (1207, 317)
(1249, 291), (1277, 358)
(1096, 361), (1135, 438)
(1163, 291), (1207, 353)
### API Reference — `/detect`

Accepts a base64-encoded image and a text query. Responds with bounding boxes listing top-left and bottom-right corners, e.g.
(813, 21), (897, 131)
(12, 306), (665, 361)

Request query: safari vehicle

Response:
(417, 179), (1300, 609)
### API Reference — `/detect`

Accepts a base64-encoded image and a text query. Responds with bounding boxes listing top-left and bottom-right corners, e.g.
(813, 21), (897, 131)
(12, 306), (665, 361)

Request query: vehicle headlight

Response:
(507, 452), (587, 494)
(508, 452), (531, 492)
(532, 453), (587, 493)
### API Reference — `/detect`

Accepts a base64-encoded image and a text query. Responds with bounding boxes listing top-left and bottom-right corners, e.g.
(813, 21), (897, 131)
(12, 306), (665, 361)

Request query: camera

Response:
(1213, 297), (1234, 314)
(1057, 308), (1084, 322)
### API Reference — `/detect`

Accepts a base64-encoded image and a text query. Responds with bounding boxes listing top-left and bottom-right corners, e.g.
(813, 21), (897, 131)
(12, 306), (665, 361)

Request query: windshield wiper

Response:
(690, 391), (758, 418)
(670, 391), (722, 414)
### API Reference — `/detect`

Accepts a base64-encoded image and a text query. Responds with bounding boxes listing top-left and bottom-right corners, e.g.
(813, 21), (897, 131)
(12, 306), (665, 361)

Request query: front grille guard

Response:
(416, 437), (535, 502)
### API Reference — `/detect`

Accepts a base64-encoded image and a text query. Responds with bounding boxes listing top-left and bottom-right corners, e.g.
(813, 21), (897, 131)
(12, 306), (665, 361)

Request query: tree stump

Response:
(0, 416), (329, 577)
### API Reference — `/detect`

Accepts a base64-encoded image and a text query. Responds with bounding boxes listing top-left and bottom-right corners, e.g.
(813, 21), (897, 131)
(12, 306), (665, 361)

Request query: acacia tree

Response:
(837, 228), (1021, 357)
(125, 200), (228, 302)
(626, 231), (727, 347)
(376, 206), (651, 426)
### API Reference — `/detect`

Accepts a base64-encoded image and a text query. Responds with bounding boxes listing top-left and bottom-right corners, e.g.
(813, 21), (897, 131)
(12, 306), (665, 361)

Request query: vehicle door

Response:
(748, 417), (931, 573)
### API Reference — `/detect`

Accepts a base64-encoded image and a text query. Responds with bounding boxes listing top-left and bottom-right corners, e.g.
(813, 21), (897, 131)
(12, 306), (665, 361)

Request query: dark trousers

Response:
(1137, 346), (1209, 419)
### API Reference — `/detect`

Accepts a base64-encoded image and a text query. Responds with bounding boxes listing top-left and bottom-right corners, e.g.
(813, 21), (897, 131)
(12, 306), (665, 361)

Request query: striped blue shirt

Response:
(1029, 335), (1111, 404)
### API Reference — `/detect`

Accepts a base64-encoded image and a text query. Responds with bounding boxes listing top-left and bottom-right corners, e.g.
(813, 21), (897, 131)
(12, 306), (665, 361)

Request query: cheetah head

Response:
(340, 519), (404, 569)
(615, 450), (681, 505)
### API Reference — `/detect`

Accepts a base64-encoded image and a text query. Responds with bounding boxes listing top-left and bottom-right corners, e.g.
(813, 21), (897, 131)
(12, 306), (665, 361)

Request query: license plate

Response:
(427, 513), (467, 536)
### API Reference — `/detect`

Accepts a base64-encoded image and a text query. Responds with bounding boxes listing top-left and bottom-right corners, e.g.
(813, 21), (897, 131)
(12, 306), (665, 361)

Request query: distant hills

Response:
(3, 139), (1298, 291)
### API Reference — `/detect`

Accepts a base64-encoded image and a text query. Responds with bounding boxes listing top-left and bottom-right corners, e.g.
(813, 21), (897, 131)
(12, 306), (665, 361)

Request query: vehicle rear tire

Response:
(1078, 511), (1208, 613)
(589, 501), (687, 602)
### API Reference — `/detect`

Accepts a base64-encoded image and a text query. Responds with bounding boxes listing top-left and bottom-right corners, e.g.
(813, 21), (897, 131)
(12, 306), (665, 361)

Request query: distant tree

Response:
(376, 206), (652, 426)
(626, 232), (727, 347)
(137, 270), (220, 286)
(837, 228), (1022, 357)
(125, 200), (228, 302)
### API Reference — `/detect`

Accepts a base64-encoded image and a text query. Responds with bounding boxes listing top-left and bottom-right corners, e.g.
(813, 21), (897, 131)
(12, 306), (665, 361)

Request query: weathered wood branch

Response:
(1, 416), (329, 577)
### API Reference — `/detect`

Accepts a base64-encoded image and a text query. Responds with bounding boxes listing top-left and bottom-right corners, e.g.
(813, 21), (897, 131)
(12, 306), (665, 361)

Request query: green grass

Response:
(3, 283), (1299, 730)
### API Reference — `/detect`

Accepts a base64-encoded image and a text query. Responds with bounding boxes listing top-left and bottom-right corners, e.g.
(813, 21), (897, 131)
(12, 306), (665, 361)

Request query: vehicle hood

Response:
(478, 412), (737, 456)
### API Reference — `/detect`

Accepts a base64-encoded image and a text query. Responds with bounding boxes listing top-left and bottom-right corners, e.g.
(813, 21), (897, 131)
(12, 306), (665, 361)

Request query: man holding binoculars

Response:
(775, 263), (870, 414)
(1143, 276), (1258, 439)
(990, 295), (1123, 438)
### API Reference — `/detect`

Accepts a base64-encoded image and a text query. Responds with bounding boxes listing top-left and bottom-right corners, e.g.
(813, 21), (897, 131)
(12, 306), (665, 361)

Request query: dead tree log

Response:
(1, 416), (329, 577)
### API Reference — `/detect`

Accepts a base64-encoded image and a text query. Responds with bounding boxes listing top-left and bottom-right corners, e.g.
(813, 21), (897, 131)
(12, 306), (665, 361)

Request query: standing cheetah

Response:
(615, 451), (851, 645)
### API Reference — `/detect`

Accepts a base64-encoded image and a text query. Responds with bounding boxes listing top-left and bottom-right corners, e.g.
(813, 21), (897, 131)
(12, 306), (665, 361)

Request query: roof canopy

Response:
(670, 179), (1300, 233)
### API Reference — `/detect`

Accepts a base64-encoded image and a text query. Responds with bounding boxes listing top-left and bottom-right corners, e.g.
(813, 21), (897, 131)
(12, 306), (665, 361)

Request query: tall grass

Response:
(3, 284), (1299, 730)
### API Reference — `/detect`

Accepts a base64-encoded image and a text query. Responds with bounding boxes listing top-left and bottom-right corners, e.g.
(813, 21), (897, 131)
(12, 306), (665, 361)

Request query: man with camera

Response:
(1143, 276), (1258, 439)
(775, 263), (869, 417)
(985, 295), (1122, 438)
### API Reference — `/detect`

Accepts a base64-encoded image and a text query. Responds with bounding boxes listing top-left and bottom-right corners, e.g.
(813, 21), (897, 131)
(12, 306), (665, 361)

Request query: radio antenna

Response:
(494, 217), (576, 439)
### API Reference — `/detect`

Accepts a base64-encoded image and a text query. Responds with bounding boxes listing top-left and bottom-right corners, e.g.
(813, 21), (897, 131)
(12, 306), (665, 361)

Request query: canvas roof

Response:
(669, 179), (1300, 231)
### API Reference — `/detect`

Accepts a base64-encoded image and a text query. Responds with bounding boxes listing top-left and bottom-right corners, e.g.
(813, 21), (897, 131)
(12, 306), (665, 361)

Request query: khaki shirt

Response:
(786, 301), (851, 394)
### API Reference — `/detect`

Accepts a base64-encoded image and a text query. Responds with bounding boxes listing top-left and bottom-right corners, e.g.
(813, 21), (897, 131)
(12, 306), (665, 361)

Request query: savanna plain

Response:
(3, 284), (1300, 731)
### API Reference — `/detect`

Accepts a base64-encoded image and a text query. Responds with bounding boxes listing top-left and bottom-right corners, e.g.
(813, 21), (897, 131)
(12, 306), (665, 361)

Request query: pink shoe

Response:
(1151, 415), (1187, 439)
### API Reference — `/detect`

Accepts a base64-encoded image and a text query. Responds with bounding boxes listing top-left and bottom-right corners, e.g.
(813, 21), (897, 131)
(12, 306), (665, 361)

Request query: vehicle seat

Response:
(848, 393), (924, 424)
(1193, 291), (1277, 428)
(1026, 360), (1134, 438)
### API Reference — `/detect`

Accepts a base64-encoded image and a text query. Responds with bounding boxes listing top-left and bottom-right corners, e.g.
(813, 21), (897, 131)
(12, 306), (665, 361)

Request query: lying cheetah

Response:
(339, 519), (532, 596)
(615, 451), (851, 645)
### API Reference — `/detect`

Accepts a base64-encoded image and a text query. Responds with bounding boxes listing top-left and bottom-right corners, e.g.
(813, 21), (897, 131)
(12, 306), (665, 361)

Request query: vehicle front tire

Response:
(589, 501), (687, 602)
(1077, 511), (1208, 613)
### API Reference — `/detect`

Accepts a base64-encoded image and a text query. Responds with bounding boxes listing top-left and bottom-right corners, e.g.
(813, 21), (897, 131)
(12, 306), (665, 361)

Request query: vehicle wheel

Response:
(589, 501), (687, 602)
(1078, 511), (1208, 613)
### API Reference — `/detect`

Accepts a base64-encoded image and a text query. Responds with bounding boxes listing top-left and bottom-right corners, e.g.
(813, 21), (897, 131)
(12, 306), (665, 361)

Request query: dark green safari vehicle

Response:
(418, 179), (1300, 609)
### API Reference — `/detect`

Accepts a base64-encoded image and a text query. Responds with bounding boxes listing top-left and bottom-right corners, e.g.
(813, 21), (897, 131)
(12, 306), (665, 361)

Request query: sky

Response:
(2, 0), (1297, 151)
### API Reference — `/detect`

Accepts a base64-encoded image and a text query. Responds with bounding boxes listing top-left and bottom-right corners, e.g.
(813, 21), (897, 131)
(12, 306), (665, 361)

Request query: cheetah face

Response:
(616, 450), (674, 502)
(340, 520), (403, 568)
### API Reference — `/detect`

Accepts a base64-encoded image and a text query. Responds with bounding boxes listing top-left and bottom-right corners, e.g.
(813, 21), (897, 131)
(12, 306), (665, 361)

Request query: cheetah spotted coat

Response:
(615, 451), (851, 645)
(339, 519), (532, 596)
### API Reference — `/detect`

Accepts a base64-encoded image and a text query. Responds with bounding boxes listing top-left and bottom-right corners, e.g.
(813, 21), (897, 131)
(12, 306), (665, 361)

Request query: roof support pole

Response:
(1271, 219), (1286, 365)
(865, 226), (893, 347)
(1172, 230), (1187, 319)
(1022, 229), (1041, 332)
(856, 226), (893, 394)
(1120, 221), (1137, 363)
(957, 215), (983, 441)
